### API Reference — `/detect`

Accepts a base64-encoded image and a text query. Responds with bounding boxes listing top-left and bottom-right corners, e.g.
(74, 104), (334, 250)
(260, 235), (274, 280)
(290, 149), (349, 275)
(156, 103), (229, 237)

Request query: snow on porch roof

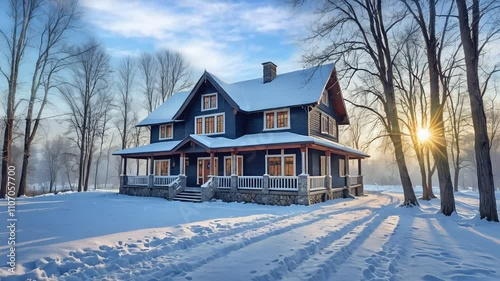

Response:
(188, 132), (369, 158)
(112, 140), (182, 156)
(136, 91), (190, 126)
(209, 63), (335, 112)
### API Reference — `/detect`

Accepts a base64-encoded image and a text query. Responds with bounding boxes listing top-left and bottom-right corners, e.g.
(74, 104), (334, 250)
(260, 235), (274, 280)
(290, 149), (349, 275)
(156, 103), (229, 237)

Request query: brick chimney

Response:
(262, 61), (277, 83)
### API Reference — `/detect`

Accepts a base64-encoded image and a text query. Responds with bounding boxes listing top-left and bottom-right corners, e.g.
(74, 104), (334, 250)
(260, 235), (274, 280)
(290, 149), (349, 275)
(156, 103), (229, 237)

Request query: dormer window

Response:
(321, 89), (329, 106)
(264, 108), (290, 130)
(321, 114), (337, 138)
(202, 93), (217, 111)
(159, 124), (173, 140)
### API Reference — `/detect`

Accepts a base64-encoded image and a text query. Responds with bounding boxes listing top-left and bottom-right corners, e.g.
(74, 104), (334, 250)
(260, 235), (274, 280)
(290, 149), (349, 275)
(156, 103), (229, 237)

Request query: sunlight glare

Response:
(417, 128), (431, 142)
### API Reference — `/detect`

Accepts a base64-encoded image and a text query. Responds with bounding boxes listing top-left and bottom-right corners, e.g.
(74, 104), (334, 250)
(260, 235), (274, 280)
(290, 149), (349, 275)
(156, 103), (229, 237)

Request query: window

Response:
(202, 93), (217, 111)
(321, 115), (328, 134)
(159, 124), (173, 140)
(266, 154), (295, 176)
(321, 89), (329, 106)
(224, 155), (243, 176)
(339, 159), (346, 176)
(264, 108), (290, 130)
(154, 160), (170, 176)
(195, 113), (225, 135)
(329, 119), (336, 137)
(320, 156), (327, 176)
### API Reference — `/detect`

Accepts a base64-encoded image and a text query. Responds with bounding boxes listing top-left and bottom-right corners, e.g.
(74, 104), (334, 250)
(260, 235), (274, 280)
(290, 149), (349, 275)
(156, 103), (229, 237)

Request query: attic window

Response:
(264, 108), (290, 130)
(202, 93), (217, 111)
(159, 124), (173, 140)
(321, 89), (329, 106)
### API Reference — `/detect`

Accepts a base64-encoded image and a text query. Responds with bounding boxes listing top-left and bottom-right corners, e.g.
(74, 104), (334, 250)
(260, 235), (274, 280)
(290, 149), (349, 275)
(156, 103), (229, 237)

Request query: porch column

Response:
(149, 156), (155, 175)
(146, 159), (149, 175)
(123, 157), (128, 175)
(180, 153), (185, 175)
(210, 151), (215, 176)
(231, 151), (236, 175)
(300, 147), (306, 175)
(326, 151), (331, 177)
(343, 154), (350, 198)
(358, 158), (362, 176)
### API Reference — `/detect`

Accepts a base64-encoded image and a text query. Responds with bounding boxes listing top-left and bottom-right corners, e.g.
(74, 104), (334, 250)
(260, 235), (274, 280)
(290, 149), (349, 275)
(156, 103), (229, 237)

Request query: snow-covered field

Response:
(0, 186), (499, 280)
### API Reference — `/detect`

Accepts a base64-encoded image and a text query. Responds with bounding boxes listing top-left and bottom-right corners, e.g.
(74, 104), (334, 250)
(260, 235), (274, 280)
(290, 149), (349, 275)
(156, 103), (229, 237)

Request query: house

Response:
(113, 62), (369, 205)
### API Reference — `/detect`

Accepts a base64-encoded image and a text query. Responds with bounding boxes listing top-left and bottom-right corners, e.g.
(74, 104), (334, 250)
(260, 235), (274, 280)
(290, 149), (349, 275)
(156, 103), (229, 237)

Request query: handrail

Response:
(238, 176), (263, 189)
(269, 176), (298, 191)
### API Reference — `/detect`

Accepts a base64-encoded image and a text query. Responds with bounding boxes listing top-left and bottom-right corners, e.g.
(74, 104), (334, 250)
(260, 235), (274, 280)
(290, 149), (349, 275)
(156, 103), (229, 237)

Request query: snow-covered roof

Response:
(137, 91), (190, 126)
(210, 63), (335, 112)
(112, 140), (181, 156)
(185, 132), (369, 158)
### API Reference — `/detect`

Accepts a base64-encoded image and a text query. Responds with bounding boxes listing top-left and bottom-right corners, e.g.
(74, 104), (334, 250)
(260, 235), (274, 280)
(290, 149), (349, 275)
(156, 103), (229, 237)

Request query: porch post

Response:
(300, 147), (306, 174)
(305, 147), (309, 174)
(149, 156), (155, 175)
(231, 151), (236, 175)
(343, 154), (351, 198)
(148, 156), (155, 187)
(123, 157), (128, 175)
(180, 153), (185, 175)
(358, 158), (362, 176)
(326, 151), (332, 192)
(210, 151), (215, 175)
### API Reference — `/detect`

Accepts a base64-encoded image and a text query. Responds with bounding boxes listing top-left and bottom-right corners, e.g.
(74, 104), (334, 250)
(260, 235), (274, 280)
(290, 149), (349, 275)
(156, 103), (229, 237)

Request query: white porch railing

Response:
(350, 175), (363, 185)
(269, 176), (298, 191)
(238, 176), (263, 189)
(154, 176), (178, 187)
(127, 175), (149, 186)
(309, 176), (326, 191)
(216, 176), (232, 188)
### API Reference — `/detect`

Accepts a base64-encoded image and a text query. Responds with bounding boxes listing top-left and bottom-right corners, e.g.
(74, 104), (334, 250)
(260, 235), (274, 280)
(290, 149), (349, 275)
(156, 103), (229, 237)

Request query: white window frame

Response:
(223, 155), (244, 176)
(154, 159), (170, 176)
(321, 89), (329, 106)
(265, 154), (296, 176)
(194, 112), (225, 135)
(321, 115), (329, 134)
(320, 156), (326, 176)
(201, 92), (218, 111)
(159, 124), (173, 140)
(339, 159), (346, 177)
(328, 118), (335, 137)
(263, 108), (290, 131)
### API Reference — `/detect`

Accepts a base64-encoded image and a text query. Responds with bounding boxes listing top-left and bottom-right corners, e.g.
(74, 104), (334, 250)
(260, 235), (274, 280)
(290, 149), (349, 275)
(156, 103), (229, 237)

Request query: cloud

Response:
(80, 0), (310, 81)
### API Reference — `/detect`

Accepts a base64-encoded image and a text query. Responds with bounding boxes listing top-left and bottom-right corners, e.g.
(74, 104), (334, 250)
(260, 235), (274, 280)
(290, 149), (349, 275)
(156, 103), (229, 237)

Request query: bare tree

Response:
(139, 53), (158, 113)
(42, 135), (64, 192)
(296, 0), (418, 205)
(17, 0), (79, 197)
(156, 50), (191, 102)
(59, 40), (112, 192)
(93, 102), (112, 190)
(456, 0), (499, 221)
(0, 0), (42, 198)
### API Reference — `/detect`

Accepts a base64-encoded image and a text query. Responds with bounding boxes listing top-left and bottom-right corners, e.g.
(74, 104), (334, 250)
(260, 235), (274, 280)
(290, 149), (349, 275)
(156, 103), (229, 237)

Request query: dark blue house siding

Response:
(150, 122), (186, 143)
(307, 148), (324, 176)
(331, 154), (346, 188)
(309, 107), (338, 142)
(245, 106), (308, 135)
(176, 81), (239, 139)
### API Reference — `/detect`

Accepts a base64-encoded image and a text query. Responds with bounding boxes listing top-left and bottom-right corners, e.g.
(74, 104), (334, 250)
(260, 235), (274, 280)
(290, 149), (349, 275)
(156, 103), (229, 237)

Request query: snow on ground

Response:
(0, 187), (499, 280)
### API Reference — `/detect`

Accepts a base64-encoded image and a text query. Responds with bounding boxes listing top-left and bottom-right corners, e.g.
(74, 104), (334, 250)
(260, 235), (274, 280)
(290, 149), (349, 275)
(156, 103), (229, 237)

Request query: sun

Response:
(417, 128), (431, 142)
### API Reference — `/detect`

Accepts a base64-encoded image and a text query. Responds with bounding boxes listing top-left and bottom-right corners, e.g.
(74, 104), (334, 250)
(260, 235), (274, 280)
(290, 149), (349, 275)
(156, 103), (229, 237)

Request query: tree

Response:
(139, 53), (158, 113)
(456, 0), (499, 221)
(156, 50), (191, 102)
(0, 0), (42, 198)
(401, 0), (456, 215)
(296, 0), (418, 205)
(60, 40), (112, 192)
(42, 135), (64, 193)
(18, 0), (79, 197)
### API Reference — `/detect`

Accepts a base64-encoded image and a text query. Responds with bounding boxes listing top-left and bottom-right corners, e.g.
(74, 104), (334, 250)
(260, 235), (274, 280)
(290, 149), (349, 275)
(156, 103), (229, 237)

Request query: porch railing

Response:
(154, 176), (178, 187)
(269, 176), (298, 191)
(127, 175), (149, 186)
(309, 176), (326, 191)
(350, 175), (363, 185)
(216, 176), (232, 188)
(238, 176), (263, 189)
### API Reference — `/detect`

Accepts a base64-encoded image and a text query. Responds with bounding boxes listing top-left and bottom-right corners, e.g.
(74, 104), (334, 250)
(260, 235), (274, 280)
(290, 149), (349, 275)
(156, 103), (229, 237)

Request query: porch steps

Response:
(173, 187), (202, 203)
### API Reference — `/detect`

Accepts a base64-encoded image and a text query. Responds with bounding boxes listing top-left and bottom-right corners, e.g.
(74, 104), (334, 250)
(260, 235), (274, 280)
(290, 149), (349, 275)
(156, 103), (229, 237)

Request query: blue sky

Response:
(79, 0), (314, 82)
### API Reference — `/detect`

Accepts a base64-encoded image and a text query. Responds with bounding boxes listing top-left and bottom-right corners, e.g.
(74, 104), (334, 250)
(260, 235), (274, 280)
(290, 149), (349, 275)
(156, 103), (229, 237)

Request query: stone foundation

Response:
(122, 186), (170, 199)
(214, 191), (299, 206)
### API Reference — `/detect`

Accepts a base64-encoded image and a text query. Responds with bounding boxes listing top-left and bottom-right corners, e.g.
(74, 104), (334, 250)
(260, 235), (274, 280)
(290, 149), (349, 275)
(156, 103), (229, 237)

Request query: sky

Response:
(78, 0), (314, 82)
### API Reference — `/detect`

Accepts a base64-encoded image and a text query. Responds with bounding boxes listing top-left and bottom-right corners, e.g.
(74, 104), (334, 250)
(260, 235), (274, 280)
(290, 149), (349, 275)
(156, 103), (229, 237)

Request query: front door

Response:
(197, 158), (218, 185)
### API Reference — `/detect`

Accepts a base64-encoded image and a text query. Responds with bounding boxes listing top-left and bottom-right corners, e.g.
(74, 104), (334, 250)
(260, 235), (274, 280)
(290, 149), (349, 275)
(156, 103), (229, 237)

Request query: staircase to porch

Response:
(172, 187), (202, 203)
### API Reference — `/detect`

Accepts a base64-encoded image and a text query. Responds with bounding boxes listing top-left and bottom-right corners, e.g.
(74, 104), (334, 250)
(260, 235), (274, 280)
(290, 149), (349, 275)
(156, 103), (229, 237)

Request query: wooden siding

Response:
(307, 148), (324, 176)
(309, 107), (338, 142)
(245, 107), (308, 135)
(150, 122), (186, 143)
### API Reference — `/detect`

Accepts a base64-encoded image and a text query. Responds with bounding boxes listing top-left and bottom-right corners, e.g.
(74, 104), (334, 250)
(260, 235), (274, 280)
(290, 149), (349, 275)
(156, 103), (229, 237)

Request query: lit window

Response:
(224, 155), (244, 176)
(159, 124), (173, 140)
(264, 109), (289, 130)
(154, 160), (170, 176)
(266, 154), (295, 176)
(321, 115), (328, 134)
(339, 159), (346, 176)
(195, 113), (225, 135)
(202, 93), (217, 110)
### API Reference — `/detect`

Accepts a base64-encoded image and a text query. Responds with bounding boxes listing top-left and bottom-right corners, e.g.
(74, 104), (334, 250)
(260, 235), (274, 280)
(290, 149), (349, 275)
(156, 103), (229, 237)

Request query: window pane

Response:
(217, 115), (224, 133)
(321, 116), (328, 133)
(196, 118), (203, 134)
(339, 159), (345, 176)
(155, 161), (161, 176)
(161, 161), (169, 176)
(266, 112), (275, 129)
(277, 111), (288, 128)
(320, 156), (326, 176)
(284, 156), (294, 176)
(166, 125), (172, 138)
(160, 125), (166, 139)
(205, 116), (215, 134)
(237, 157), (243, 176)
(211, 95), (217, 108)
(267, 157), (281, 176)
(203, 96), (210, 109)
(225, 158), (231, 176)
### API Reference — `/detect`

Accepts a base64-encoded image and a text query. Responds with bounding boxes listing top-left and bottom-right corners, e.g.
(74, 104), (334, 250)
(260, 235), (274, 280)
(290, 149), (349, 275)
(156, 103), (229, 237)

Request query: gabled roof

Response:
(137, 91), (190, 126)
(137, 63), (343, 126)
(112, 140), (182, 156)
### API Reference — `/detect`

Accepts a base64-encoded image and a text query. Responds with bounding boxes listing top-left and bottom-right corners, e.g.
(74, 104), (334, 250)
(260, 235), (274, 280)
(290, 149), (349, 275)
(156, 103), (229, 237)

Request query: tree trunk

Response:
(453, 165), (460, 192)
(456, 0), (498, 221)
